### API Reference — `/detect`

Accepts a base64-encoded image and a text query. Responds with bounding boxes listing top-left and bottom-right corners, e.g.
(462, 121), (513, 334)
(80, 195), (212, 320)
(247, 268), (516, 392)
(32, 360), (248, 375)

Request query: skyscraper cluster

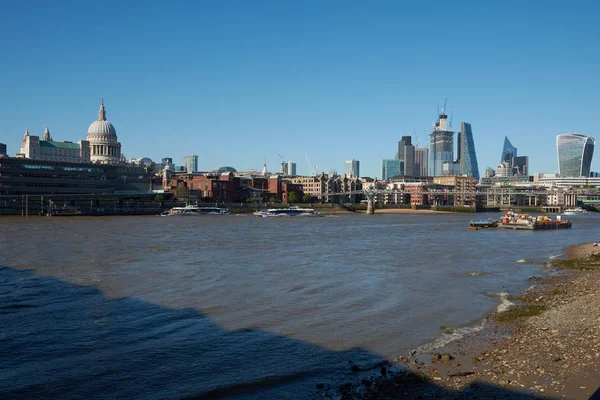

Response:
(382, 103), (480, 181)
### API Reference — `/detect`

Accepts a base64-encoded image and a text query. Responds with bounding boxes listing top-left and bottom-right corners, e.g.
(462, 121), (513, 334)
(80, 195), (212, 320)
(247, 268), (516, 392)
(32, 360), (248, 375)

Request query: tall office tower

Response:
(456, 122), (480, 179)
(414, 147), (428, 177)
(345, 159), (360, 178)
(0, 143), (6, 156)
(513, 156), (529, 176)
(183, 154), (199, 173)
(382, 159), (402, 180)
(501, 136), (517, 163)
(286, 161), (297, 176)
(429, 108), (454, 176)
(556, 133), (595, 177)
(397, 136), (415, 176)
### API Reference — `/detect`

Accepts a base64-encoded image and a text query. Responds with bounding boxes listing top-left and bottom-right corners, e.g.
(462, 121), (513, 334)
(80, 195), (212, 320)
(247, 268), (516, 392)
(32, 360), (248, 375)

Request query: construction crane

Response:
(413, 126), (419, 147)
(278, 154), (285, 175)
(305, 154), (318, 176)
(449, 111), (454, 131)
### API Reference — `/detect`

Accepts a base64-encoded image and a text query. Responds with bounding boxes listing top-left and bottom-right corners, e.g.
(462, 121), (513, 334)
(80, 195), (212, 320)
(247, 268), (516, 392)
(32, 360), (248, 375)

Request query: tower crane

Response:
(279, 154), (285, 174)
(305, 154), (318, 176)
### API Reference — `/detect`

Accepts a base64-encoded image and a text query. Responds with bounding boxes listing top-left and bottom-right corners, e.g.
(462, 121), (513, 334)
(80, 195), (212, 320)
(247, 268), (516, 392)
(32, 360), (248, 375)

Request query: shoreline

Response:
(332, 242), (600, 399)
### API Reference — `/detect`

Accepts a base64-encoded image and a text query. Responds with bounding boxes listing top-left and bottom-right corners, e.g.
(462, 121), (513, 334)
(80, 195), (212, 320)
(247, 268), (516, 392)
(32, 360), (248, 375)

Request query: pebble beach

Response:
(328, 242), (600, 399)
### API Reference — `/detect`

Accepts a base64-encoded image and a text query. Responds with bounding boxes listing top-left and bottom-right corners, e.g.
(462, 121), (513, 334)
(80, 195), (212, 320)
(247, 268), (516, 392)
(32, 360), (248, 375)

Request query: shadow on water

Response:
(0, 266), (567, 399)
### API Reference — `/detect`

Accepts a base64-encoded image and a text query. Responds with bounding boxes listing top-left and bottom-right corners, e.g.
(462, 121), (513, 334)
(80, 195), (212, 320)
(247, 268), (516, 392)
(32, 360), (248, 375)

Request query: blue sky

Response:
(0, 0), (598, 178)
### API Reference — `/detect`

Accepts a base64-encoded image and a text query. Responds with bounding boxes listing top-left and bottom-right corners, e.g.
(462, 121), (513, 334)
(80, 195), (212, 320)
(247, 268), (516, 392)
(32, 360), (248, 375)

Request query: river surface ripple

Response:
(1, 213), (599, 399)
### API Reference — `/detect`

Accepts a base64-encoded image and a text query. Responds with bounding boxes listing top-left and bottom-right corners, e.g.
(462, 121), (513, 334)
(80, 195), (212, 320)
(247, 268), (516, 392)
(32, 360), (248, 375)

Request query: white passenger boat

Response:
(563, 207), (588, 216)
(254, 206), (324, 217)
(169, 205), (231, 215)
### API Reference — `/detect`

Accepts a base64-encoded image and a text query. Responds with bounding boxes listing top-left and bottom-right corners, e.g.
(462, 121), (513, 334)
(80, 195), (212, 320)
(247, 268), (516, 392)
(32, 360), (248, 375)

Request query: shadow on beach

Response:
(0, 266), (567, 399)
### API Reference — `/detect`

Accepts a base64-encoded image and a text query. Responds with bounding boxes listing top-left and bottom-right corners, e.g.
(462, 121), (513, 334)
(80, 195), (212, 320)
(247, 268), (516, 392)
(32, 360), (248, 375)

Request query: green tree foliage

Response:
(302, 193), (312, 203)
(288, 192), (297, 203)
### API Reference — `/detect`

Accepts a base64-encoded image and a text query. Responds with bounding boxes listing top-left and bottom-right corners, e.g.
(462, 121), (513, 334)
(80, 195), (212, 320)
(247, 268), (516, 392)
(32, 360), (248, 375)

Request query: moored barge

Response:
(497, 211), (571, 230)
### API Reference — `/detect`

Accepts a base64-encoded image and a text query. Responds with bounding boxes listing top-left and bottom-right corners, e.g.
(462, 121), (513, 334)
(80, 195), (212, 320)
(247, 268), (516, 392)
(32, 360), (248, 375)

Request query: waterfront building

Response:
(288, 173), (361, 203)
(480, 174), (533, 186)
(20, 126), (91, 163)
(0, 157), (153, 196)
(286, 161), (297, 176)
(429, 109), (454, 176)
(183, 154), (199, 172)
(382, 159), (402, 181)
(484, 186), (545, 208)
(414, 147), (428, 177)
(397, 136), (415, 176)
(456, 122), (480, 179)
(86, 99), (122, 164)
(556, 133), (595, 177)
(0, 143), (6, 156)
(432, 176), (477, 207)
(534, 174), (600, 188)
(501, 136), (517, 163)
(345, 159), (360, 178)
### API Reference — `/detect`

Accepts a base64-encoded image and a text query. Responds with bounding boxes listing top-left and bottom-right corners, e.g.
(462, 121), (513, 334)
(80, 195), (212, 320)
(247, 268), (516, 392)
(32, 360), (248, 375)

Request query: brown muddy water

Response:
(1, 213), (598, 399)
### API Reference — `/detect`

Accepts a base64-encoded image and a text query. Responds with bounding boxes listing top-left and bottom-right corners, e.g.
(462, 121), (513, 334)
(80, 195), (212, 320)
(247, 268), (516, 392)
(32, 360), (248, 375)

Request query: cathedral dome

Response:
(88, 120), (116, 136)
(87, 99), (117, 137)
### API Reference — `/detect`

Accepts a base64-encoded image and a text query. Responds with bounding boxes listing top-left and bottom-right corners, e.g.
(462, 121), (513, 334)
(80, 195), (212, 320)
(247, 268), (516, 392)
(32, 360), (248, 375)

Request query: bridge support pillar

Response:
(366, 199), (374, 215)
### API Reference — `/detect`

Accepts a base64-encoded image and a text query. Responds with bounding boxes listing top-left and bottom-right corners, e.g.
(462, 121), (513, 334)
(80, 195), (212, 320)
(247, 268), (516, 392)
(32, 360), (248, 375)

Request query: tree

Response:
(302, 193), (312, 203)
(288, 191), (297, 203)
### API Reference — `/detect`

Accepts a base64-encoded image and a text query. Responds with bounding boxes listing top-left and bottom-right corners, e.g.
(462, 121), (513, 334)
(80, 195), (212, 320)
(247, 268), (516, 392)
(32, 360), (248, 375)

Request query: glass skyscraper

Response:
(429, 111), (453, 176)
(382, 159), (402, 180)
(457, 122), (480, 180)
(183, 154), (199, 172)
(344, 159), (360, 178)
(501, 137), (517, 163)
(556, 133), (595, 177)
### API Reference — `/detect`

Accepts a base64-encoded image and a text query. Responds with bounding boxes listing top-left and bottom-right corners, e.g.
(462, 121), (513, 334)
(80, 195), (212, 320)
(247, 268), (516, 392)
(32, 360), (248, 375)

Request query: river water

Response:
(1, 213), (599, 399)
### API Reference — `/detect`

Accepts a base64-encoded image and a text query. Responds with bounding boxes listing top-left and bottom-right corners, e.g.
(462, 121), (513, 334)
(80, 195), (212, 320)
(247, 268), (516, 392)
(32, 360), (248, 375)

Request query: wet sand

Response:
(331, 242), (600, 399)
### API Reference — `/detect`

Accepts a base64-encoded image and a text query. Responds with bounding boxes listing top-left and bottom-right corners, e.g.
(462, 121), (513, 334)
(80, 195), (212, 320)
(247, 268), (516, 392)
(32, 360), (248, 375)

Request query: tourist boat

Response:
(467, 218), (499, 230)
(563, 207), (588, 216)
(254, 206), (324, 217)
(498, 210), (571, 230)
(169, 205), (231, 215)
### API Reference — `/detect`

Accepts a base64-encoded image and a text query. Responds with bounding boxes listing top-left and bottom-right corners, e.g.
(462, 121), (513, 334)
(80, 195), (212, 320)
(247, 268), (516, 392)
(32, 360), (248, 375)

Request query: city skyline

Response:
(0, 1), (598, 178)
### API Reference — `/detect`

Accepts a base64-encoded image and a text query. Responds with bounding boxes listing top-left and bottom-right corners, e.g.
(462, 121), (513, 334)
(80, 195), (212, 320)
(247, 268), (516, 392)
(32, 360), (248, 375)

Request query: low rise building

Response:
(433, 176), (477, 207)
(19, 126), (91, 163)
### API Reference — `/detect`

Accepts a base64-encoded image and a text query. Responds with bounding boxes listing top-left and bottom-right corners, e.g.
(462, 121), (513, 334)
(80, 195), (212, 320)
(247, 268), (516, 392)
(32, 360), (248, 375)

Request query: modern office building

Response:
(286, 161), (297, 176)
(456, 122), (480, 179)
(414, 147), (428, 177)
(183, 154), (199, 173)
(382, 159), (402, 181)
(501, 136), (517, 163)
(429, 109), (454, 176)
(345, 159), (360, 178)
(556, 133), (595, 177)
(513, 156), (529, 176)
(86, 99), (122, 164)
(0, 143), (6, 156)
(397, 136), (415, 176)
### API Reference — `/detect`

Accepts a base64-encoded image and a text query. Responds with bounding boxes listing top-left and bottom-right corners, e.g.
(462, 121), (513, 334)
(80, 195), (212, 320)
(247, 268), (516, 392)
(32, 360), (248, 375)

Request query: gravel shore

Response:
(326, 242), (600, 399)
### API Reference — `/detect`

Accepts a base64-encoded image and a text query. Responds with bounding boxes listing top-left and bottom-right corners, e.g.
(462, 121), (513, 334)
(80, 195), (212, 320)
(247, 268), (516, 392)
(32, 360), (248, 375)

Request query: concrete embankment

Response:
(330, 242), (600, 399)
